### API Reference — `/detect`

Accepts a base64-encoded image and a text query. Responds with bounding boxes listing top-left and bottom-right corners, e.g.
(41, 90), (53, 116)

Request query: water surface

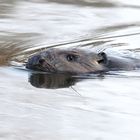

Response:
(0, 0), (140, 140)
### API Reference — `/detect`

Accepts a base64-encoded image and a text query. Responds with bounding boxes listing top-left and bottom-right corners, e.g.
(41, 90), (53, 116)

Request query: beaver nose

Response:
(38, 59), (45, 64)
(26, 55), (45, 69)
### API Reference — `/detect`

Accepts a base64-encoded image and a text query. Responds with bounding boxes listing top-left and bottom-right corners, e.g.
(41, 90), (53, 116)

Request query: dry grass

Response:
(0, 42), (27, 65)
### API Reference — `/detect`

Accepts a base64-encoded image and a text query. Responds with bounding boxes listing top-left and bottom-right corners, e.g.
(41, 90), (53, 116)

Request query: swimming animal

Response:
(26, 48), (140, 74)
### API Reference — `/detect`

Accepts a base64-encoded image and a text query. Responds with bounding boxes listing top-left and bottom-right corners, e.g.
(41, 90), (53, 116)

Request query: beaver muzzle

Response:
(26, 54), (56, 72)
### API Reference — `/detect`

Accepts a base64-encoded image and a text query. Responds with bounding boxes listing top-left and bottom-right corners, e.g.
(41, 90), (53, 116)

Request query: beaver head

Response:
(26, 48), (107, 74)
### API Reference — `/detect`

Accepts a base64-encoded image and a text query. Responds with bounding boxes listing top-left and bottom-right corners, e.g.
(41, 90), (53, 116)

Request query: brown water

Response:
(1, 0), (140, 140)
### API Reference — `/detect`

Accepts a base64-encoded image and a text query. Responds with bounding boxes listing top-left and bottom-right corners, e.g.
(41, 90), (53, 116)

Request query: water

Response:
(0, 0), (140, 140)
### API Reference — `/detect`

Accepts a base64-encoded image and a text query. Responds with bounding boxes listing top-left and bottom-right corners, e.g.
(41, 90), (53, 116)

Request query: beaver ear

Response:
(97, 52), (108, 64)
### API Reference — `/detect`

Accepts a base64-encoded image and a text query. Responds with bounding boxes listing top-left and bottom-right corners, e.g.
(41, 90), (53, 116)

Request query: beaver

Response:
(26, 48), (140, 74)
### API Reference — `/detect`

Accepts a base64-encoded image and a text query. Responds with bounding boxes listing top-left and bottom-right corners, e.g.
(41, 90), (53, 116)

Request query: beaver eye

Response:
(66, 54), (77, 62)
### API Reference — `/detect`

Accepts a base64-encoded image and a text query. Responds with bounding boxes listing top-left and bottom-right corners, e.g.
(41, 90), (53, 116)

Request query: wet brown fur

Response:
(26, 48), (105, 74)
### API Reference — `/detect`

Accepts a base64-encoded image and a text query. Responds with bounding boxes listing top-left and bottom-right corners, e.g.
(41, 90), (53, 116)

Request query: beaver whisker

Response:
(43, 62), (57, 72)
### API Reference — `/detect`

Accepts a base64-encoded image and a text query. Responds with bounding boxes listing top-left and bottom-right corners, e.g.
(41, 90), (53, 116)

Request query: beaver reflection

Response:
(29, 73), (80, 89)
